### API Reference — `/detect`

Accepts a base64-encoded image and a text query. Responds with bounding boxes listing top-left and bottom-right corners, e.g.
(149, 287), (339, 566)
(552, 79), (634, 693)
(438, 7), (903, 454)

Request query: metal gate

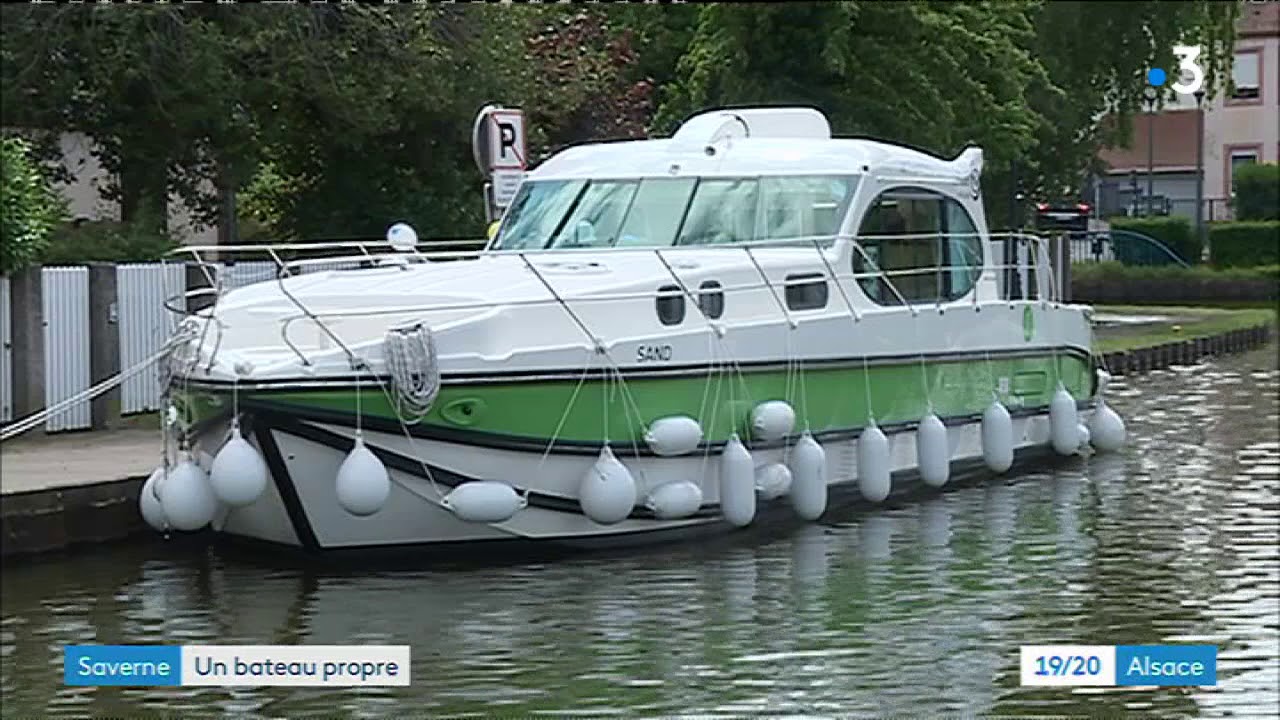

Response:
(117, 263), (186, 414)
(0, 276), (12, 424)
(42, 266), (91, 432)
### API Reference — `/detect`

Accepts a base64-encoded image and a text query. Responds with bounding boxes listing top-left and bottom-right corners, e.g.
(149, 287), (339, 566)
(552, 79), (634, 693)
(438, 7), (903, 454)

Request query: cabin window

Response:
(677, 179), (760, 246)
(784, 273), (828, 310)
(853, 187), (983, 305)
(756, 176), (858, 242)
(493, 175), (859, 250)
(493, 180), (587, 250)
(615, 178), (698, 247)
(548, 180), (639, 249)
(697, 280), (724, 319)
(656, 284), (685, 325)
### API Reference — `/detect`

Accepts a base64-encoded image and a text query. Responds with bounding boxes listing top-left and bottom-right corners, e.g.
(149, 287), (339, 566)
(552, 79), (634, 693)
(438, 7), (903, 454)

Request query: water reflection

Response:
(2, 346), (1277, 717)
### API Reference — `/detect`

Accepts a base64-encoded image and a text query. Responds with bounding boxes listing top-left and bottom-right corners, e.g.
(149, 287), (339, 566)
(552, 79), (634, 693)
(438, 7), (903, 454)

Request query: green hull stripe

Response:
(177, 353), (1090, 445)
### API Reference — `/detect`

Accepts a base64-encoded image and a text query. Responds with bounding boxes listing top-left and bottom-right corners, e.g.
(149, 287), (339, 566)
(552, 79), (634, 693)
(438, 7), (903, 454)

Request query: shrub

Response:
(39, 203), (178, 265)
(1209, 221), (1280, 268)
(1233, 163), (1279, 221)
(1071, 261), (1278, 304)
(1108, 216), (1200, 264)
(0, 136), (67, 274)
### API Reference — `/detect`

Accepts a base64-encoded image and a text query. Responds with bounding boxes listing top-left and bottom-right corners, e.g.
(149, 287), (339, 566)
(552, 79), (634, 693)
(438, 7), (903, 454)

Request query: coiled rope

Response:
(383, 323), (440, 423)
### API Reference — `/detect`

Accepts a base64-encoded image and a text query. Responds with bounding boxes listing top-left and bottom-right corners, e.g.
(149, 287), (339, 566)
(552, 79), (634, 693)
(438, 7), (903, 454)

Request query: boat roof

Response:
(529, 107), (981, 183)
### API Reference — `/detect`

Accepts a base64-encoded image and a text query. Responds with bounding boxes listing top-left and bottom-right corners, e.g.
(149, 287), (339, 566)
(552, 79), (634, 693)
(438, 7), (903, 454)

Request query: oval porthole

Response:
(697, 280), (724, 319)
(656, 284), (685, 326)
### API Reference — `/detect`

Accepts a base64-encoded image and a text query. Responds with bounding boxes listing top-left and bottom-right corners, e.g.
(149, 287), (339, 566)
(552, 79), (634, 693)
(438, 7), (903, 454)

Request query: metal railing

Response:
(166, 231), (1065, 372)
(1065, 230), (1190, 268)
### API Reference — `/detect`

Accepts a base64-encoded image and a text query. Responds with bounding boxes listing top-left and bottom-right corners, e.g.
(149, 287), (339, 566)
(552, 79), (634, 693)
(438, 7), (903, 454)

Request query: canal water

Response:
(3, 345), (1277, 718)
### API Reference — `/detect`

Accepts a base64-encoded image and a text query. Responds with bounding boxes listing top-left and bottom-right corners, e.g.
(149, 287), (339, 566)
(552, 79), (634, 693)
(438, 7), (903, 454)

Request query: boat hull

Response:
(193, 401), (1086, 555)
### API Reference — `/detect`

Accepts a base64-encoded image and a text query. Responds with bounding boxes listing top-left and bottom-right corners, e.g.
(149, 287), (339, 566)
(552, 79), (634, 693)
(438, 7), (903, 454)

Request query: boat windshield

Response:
(491, 175), (859, 251)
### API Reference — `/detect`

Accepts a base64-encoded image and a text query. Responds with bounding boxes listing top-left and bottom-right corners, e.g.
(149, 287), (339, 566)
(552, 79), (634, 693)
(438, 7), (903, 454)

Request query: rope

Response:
(1, 344), (176, 442)
(384, 324), (441, 423)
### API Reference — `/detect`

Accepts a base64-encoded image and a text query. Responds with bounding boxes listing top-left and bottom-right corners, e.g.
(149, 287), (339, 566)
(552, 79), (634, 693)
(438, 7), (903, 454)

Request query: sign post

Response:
(471, 105), (527, 224)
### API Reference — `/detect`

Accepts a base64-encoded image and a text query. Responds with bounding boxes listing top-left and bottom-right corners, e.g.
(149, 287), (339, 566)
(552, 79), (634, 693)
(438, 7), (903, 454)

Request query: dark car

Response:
(1033, 201), (1091, 233)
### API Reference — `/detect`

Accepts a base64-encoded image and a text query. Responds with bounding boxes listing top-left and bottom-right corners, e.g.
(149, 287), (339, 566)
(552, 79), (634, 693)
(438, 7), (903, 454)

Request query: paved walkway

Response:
(0, 427), (160, 495)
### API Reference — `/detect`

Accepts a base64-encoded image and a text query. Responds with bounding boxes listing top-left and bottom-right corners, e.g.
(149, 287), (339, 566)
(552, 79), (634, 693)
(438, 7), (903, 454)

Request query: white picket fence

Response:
(0, 258), (370, 434)
(0, 276), (12, 424)
(117, 263), (187, 414)
(42, 267), (92, 432)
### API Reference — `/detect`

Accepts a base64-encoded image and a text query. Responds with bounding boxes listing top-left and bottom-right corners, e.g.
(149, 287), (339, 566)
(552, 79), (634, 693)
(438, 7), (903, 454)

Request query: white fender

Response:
(981, 401), (1014, 473)
(789, 432), (827, 520)
(719, 434), (755, 527)
(579, 446), (637, 524)
(159, 455), (217, 531)
(751, 401), (796, 442)
(444, 481), (523, 523)
(1089, 398), (1126, 452)
(139, 466), (167, 532)
(645, 481), (703, 520)
(643, 416), (703, 456)
(335, 436), (391, 516)
(858, 423), (891, 503)
(1049, 384), (1080, 455)
(917, 413), (950, 488)
(209, 426), (269, 508)
(754, 462), (793, 500)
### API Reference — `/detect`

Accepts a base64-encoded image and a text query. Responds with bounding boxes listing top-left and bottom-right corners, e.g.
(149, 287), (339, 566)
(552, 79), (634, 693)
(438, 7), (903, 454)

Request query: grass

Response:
(1092, 305), (1277, 353)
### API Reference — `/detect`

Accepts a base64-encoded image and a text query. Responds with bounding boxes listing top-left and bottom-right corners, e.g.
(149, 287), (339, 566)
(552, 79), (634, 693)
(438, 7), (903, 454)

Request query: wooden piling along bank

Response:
(1096, 324), (1274, 376)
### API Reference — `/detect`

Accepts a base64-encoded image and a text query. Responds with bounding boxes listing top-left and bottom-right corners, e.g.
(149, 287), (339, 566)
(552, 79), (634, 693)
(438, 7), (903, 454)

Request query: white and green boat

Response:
(146, 107), (1127, 555)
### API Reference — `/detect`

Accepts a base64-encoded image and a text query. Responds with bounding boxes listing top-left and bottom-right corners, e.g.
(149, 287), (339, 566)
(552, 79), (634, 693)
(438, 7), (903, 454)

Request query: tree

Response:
(653, 1), (1238, 229)
(0, 136), (67, 274)
(0, 5), (262, 233)
(1027, 1), (1238, 203)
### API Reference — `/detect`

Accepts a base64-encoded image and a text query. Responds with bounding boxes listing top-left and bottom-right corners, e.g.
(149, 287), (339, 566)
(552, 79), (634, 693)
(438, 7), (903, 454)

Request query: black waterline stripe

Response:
(243, 397), (1093, 458)
(251, 415), (322, 552)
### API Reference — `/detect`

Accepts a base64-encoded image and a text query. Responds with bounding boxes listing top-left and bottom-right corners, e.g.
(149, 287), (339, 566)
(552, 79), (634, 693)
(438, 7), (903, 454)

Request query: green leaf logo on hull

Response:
(1022, 306), (1035, 341)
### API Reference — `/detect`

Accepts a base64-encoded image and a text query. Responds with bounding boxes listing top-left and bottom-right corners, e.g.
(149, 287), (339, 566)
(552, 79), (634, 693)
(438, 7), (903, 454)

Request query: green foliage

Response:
(656, 1), (1238, 230)
(1232, 163), (1279, 221)
(0, 136), (67, 274)
(0, 2), (1242, 246)
(39, 204), (177, 265)
(1209, 221), (1280, 268)
(1108, 217), (1200, 264)
(1072, 261), (1278, 304)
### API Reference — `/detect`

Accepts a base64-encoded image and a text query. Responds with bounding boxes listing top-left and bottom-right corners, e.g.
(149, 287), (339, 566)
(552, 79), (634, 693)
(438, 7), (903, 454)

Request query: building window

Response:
(853, 187), (984, 305)
(1230, 51), (1260, 101)
(1229, 150), (1259, 194)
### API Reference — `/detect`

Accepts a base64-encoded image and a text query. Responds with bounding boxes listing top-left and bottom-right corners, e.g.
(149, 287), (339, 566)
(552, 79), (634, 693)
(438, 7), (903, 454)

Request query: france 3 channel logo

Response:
(1147, 45), (1205, 96)
(64, 645), (411, 687)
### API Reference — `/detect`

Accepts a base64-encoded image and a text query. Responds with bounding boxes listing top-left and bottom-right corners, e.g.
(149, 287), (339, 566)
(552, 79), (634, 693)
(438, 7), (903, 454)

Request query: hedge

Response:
(1233, 163), (1279, 221)
(39, 212), (177, 266)
(1072, 262), (1279, 304)
(1209, 221), (1280, 268)
(1108, 216), (1200, 264)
